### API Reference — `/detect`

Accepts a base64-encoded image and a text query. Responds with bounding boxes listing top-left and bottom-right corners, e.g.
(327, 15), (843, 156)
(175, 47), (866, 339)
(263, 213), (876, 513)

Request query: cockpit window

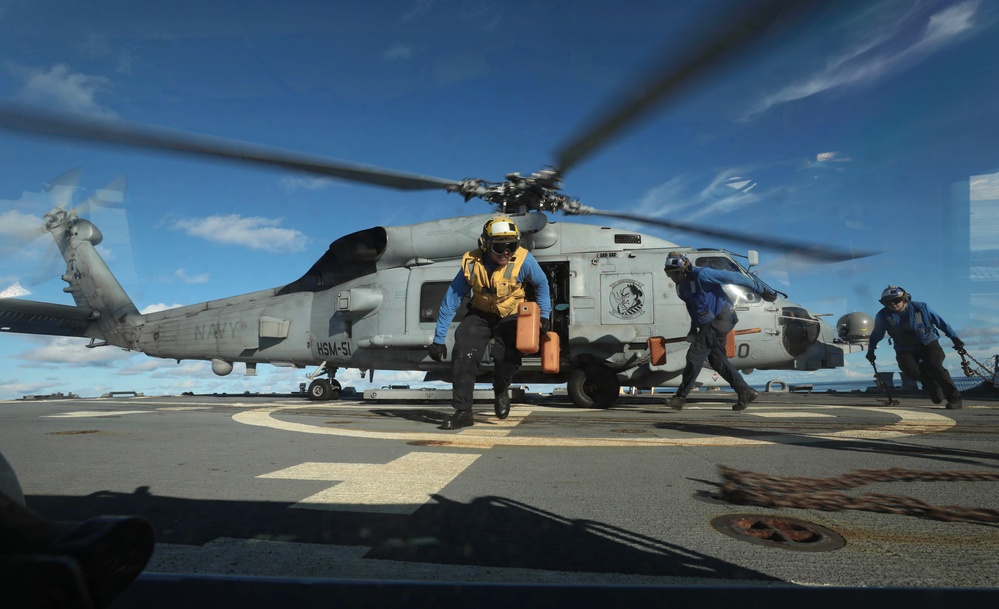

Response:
(694, 256), (760, 304)
(723, 284), (761, 304)
(693, 256), (742, 273)
(277, 227), (388, 295)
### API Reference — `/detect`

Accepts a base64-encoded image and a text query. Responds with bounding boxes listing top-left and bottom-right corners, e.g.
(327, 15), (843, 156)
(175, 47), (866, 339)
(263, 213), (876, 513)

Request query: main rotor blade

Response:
(555, 0), (822, 175)
(580, 208), (874, 263)
(0, 104), (460, 192)
(42, 167), (82, 209)
(0, 168), (82, 257)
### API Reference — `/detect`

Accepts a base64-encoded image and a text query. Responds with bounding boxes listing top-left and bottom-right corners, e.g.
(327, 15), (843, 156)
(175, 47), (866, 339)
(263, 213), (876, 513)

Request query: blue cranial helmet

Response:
(879, 285), (909, 305)
(664, 252), (691, 276)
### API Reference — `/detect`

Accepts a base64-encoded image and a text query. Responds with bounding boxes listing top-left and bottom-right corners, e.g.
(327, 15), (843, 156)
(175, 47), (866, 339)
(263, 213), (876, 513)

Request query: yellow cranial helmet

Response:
(479, 216), (521, 254)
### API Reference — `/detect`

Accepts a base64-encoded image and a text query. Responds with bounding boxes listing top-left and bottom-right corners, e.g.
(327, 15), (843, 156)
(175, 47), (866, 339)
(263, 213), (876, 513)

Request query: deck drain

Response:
(47, 430), (100, 436)
(710, 514), (845, 552)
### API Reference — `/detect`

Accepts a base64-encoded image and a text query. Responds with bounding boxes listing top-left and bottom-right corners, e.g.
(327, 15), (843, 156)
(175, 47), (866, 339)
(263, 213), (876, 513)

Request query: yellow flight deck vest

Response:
(462, 247), (528, 318)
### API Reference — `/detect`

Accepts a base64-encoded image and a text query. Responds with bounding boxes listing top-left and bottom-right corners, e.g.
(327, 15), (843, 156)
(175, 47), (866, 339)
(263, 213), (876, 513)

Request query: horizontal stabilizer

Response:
(0, 298), (94, 337)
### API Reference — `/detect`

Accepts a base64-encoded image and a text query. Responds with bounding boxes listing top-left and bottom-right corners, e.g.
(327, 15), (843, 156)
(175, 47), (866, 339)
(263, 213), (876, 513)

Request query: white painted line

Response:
(258, 452), (481, 514)
(751, 412), (836, 418)
(232, 405), (956, 448)
(43, 410), (151, 418)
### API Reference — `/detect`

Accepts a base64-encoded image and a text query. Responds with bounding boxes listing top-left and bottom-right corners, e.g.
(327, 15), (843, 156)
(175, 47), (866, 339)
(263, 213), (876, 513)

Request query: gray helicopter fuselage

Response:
(126, 212), (862, 387)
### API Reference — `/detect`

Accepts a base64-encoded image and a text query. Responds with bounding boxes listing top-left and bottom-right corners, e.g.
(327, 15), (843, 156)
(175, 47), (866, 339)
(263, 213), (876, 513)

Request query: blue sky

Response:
(0, 0), (997, 399)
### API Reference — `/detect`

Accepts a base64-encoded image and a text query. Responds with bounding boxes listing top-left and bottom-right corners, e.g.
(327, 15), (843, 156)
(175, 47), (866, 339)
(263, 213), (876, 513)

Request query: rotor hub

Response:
(447, 168), (581, 214)
(44, 209), (72, 231)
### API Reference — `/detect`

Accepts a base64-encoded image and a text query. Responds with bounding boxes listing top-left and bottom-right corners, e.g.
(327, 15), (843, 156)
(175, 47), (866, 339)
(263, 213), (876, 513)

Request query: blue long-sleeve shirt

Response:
(869, 300), (958, 352)
(433, 252), (551, 344)
(676, 267), (766, 330)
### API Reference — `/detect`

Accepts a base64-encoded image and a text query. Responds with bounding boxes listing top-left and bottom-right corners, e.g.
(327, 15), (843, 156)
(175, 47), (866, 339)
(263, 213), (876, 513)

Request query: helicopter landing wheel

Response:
(566, 364), (620, 409)
(308, 378), (337, 401)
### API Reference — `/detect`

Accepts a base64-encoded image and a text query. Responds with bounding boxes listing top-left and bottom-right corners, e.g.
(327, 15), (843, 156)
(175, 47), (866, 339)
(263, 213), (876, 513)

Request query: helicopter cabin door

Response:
(408, 260), (571, 367)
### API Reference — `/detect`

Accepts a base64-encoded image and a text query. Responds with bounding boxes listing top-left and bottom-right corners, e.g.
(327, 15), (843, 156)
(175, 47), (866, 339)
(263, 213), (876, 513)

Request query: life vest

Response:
(462, 247), (528, 317)
(884, 301), (940, 348)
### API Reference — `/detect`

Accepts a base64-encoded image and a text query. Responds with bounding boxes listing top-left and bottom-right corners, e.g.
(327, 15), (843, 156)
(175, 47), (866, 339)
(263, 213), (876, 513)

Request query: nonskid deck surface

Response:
(2, 389), (998, 601)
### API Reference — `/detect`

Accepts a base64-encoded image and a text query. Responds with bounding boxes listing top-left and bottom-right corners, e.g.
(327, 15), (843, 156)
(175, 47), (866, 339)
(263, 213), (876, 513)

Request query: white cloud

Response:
(174, 268), (210, 284)
(691, 170), (762, 219)
(0, 210), (45, 255)
(970, 171), (999, 201)
(400, 0), (502, 31)
(402, 0), (436, 22)
(383, 43), (414, 61)
(4, 62), (116, 117)
(0, 379), (54, 398)
(148, 360), (223, 381)
(116, 47), (136, 74)
(18, 336), (134, 366)
(0, 282), (30, 298)
(171, 214), (308, 253)
(118, 359), (174, 375)
(140, 303), (185, 314)
(743, 1), (980, 119)
(280, 176), (335, 191)
(632, 175), (695, 219)
(80, 32), (112, 58)
(631, 167), (764, 224)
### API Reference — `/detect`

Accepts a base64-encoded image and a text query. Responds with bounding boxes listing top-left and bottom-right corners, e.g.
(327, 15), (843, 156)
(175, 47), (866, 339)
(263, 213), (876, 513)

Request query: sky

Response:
(0, 0), (997, 399)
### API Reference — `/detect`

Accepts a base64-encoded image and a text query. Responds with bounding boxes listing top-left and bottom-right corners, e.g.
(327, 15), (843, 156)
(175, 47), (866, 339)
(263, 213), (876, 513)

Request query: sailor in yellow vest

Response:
(429, 217), (552, 430)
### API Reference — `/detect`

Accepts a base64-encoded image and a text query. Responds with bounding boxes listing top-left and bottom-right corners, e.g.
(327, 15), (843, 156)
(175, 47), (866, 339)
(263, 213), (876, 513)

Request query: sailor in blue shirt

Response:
(663, 251), (777, 412)
(866, 286), (965, 409)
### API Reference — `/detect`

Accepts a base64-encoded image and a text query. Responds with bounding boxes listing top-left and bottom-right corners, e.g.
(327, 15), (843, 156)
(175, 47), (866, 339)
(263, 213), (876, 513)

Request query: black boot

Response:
(665, 395), (686, 411)
(494, 390), (511, 419)
(440, 409), (474, 430)
(733, 388), (758, 411)
(924, 380), (944, 404)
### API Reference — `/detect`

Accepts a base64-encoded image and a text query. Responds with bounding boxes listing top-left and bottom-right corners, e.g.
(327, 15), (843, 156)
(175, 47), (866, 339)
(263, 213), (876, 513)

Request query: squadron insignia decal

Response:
(609, 279), (645, 320)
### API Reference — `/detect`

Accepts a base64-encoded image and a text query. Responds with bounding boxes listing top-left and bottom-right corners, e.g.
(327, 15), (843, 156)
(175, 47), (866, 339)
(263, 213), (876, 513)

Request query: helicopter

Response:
(0, 1), (875, 408)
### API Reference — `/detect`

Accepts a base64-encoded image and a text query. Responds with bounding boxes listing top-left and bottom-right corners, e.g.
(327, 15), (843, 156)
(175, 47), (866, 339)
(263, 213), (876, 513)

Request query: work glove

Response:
(952, 337), (965, 351)
(761, 289), (778, 302)
(686, 331), (697, 343)
(540, 317), (551, 335)
(428, 342), (447, 362)
(865, 351), (876, 363)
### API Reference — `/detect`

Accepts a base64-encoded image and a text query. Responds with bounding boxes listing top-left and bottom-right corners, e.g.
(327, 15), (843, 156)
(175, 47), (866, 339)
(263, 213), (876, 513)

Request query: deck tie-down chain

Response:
(719, 466), (999, 523)
(959, 351), (998, 384)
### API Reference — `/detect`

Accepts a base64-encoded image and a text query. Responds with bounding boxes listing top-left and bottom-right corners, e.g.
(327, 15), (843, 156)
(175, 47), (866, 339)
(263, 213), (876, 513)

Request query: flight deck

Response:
(2, 386), (998, 606)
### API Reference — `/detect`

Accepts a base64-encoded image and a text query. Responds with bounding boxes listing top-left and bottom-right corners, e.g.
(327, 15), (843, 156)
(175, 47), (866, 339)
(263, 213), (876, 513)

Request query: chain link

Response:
(959, 352), (998, 384)
(719, 466), (999, 523)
